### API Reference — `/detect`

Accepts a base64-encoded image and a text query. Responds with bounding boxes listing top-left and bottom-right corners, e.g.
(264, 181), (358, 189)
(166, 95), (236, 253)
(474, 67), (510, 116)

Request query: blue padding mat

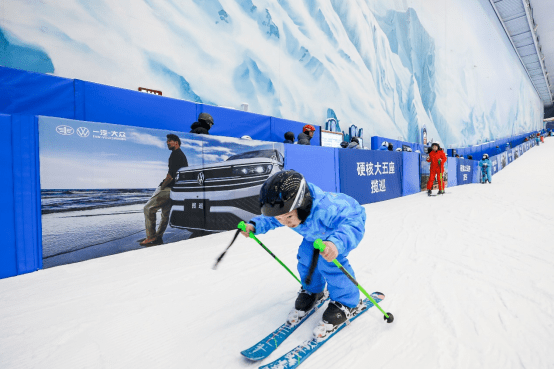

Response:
(78, 80), (198, 131)
(0, 114), (17, 279)
(402, 152), (420, 196)
(197, 104), (271, 141)
(339, 150), (402, 205)
(284, 145), (338, 192)
(271, 117), (321, 146)
(457, 158), (474, 185)
(0, 66), (75, 119)
(9, 115), (42, 275)
(447, 157), (458, 187)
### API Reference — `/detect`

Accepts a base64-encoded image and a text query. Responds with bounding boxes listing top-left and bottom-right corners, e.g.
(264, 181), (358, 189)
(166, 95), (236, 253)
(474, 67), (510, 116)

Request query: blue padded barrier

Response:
(0, 66), (75, 119)
(197, 104), (271, 141)
(447, 158), (458, 187)
(472, 160), (480, 183)
(77, 80), (198, 132)
(0, 115), (43, 278)
(284, 145), (338, 192)
(370, 136), (423, 153)
(339, 150), (403, 205)
(0, 114), (17, 279)
(270, 117), (321, 146)
(401, 152), (420, 196)
(457, 158), (473, 185)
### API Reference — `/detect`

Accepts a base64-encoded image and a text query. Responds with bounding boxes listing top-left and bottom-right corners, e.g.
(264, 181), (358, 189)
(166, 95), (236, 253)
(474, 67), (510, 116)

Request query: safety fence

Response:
(0, 114), (539, 280)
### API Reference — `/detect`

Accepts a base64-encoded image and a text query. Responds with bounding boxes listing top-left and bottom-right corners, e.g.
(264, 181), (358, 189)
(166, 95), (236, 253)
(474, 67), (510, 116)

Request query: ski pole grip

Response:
(314, 239), (326, 252)
(237, 221), (255, 239)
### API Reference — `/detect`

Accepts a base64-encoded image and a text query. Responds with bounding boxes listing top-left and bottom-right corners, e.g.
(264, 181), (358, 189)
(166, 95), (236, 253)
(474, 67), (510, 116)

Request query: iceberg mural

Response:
(0, 0), (543, 147)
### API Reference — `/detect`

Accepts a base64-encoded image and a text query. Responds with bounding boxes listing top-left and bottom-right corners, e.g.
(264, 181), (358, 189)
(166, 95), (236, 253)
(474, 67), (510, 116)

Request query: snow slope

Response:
(1, 139), (554, 369)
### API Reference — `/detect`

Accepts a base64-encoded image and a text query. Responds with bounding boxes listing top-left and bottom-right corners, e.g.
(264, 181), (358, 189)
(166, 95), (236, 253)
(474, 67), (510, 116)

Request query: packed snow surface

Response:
(1, 139), (554, 369)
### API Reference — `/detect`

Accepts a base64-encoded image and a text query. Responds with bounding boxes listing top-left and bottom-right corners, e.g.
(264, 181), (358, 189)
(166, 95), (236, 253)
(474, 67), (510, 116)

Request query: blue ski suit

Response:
(479, 159), (492, 183)
(249, 183), (366, 308)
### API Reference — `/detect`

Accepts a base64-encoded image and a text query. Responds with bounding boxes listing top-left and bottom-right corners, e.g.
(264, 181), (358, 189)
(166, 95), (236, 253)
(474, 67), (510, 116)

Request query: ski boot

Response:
(287, 288), (327, 325)
(312, 300), (364, 342)
(438, 190), (445, 195)
(427, 189), (432, 196)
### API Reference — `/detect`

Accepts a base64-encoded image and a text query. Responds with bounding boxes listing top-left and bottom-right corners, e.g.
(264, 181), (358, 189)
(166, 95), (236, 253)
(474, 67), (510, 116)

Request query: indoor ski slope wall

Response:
(0, 0), (544, 147)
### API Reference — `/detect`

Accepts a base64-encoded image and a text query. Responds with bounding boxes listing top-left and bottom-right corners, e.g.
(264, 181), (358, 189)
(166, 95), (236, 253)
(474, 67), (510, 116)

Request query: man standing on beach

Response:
(140, 134), (188, 246)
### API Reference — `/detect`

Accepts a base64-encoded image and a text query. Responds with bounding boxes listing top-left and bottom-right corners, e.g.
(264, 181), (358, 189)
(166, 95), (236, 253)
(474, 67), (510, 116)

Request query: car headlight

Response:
(232, 164), (273, 176)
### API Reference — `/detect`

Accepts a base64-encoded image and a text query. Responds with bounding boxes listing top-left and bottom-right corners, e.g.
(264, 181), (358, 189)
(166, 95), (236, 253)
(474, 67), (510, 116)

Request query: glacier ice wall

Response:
(0, 0), (544, 147)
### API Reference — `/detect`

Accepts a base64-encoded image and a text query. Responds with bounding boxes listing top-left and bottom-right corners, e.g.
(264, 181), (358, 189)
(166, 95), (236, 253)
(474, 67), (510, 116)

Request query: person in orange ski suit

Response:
(426, 142), (447, 195)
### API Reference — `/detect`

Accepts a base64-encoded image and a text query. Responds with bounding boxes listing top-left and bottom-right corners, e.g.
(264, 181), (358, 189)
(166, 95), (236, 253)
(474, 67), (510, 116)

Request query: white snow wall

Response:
(0, 0), (544, 147)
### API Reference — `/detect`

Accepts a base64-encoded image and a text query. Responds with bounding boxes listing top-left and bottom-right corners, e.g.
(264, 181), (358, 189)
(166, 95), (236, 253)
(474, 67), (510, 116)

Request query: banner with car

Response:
(39, 116), (284, 268)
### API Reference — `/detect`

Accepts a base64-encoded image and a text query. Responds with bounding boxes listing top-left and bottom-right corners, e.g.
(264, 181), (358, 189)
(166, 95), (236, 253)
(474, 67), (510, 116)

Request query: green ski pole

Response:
(235, 221), (302, 284)
(314, 239), (394, 323)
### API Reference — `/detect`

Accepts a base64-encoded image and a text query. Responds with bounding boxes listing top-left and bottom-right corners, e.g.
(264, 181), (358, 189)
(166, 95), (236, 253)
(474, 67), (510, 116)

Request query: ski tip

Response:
(372, 291), (385, 300)
(240, 351), (265, 361)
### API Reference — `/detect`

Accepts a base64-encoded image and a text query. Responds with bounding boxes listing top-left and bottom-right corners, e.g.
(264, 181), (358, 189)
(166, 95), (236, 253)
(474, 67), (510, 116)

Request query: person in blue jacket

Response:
(241, 170), (366, 339)
(535, 134), (541, 146)
(378, 141), (389, 150)
(479, 154), (492, 184)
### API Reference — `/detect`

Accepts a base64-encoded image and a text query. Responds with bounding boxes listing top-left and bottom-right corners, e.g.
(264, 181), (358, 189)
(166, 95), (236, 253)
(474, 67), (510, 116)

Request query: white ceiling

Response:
(529, 0), (554, 106)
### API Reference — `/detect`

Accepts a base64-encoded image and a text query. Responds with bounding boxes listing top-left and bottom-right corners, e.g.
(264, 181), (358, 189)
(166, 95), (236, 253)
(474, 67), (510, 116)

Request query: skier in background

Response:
(479, 154), (492, 184)
(240, 170), (366, 341)
(535, 134), (541, 146)
(426, 142), (447, 196)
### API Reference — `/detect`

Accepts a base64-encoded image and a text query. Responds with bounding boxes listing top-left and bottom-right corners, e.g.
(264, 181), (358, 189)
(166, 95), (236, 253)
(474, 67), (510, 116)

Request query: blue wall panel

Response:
(79, 80), (198, 132)
(448, 157), (458, 187)
(457, 158), (473, 185)
(284, 145), (338, 192)
(11, 115), (42, 274)
(270, 117), (321, 146)
(0, 114), (17, 279)
(402, 152), (420, 196)
(197, 104), (271, 141)
(0, 66), (75, 119)
(339, 150), (402, 205)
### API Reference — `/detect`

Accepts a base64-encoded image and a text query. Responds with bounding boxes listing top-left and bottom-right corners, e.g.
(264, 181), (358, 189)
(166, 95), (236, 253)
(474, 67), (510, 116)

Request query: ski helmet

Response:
(259, 170), (312, 217)
(303, 124), (315, 133)
(483, 154), (489, 159)
(382, 141), (388, 147)
(396, 148), (402, 152)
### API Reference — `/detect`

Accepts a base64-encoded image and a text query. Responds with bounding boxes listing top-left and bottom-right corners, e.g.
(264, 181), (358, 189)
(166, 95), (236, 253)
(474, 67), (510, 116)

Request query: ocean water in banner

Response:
(38, 116), (284, 267)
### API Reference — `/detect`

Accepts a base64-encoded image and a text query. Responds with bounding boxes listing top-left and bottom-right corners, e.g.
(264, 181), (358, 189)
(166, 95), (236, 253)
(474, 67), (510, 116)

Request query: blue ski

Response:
(241, 292), (329, 361)
(259, 292), (385, 369)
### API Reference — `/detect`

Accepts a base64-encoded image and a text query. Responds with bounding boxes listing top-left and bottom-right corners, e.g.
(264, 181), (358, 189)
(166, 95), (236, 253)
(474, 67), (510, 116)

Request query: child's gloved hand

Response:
(240, 223), (255, 238)
(320, 241), (338, 262)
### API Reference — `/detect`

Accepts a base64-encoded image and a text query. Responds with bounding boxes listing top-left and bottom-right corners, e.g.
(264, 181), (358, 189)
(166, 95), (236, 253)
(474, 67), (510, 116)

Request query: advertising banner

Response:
(491, 156), (499, 175)
(457, 158), (473, 185)
(39, 116), (284, 267)
(507, 149), (514, 165)
(420, 152), (448, 191)
(339, 150), (402, 204)
(499, 152), (508, 170)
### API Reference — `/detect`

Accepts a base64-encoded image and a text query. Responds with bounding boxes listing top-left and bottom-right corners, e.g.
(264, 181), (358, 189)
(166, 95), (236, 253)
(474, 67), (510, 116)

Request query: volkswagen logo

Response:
(56, 125), (74, 136)
(76, 127), (90, 138)
(197, 172), (205, 185)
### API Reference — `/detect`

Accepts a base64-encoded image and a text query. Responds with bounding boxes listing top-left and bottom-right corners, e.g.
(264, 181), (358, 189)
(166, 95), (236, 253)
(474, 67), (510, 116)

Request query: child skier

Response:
(241, 170), (366, 340)
(479, 154), (492, 184)
(426, 142), (447, 196)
